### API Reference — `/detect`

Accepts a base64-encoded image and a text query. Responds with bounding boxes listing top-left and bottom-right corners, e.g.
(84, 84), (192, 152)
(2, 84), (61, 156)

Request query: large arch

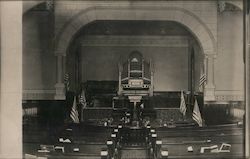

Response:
(55, 6), (216, 56)
(54, 6), (217, 101)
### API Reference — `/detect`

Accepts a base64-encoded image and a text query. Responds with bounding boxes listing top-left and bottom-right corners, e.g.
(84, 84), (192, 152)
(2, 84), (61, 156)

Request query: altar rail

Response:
(154, 108), (183, 121)
(82, 108), (113, 120)
(22, 95), (243, 125)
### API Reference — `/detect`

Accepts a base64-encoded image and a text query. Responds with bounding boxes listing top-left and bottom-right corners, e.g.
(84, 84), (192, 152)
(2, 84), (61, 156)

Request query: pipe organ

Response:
(118, 51), (154, 97)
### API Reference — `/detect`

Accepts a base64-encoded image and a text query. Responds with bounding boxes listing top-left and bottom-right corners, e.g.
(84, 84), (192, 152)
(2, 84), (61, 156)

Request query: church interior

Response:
(12, 0), (248, 158)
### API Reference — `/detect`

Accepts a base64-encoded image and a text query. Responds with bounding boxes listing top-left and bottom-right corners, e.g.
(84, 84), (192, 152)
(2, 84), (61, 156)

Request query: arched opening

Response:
(54, 6), (217, 102)
(56, 7), (216, 56)
(62, 19), (208, 127)
(66, 20), (204, 94)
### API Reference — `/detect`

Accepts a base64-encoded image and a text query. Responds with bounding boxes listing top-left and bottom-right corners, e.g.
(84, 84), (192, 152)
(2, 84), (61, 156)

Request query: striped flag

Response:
(70, 96), (80, 123)
(192, 98), (203, 127)
(179, 91), (187, 116)
(79, 87), (87, 122)
(79, 89), (87, 108)
(64, 73), (70, 92)
(199, 68), (206, 92)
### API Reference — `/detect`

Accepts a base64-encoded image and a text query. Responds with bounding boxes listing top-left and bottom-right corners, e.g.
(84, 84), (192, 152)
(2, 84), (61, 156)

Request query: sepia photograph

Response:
(0, 0), (249, 158)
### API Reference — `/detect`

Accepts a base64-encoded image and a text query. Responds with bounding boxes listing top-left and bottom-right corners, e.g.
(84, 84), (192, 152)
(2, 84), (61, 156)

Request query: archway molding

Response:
(23, 1), (46, 13)
(55, 6), (216, 57)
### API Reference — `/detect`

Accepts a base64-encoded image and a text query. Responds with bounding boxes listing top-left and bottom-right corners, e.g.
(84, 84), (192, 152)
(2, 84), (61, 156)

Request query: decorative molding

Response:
(214, 90), (244, 101)
(23, 89), (56, 100)
(54, 83), (66, 100)
(215, 95), (244, 101)
(218, 1), (226, 12)
(23, 90), (244, 101)
(218, 0), (242, 12)
(205, 54), (217, 59)
(80, 35), (189, 47)
(46, 0), (54, 11)
(204, 88), (216, 101)
(56, 6), (216, 56)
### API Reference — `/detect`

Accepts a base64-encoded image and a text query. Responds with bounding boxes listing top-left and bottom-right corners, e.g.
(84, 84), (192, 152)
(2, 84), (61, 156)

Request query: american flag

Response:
(64, 73), (70, 91)
(79, 90), (87, 107)
(179, 91), (187, 116)
(199, 68), (206, 92)
(192, 98), (202, 127)
(70, 96), (79, 123)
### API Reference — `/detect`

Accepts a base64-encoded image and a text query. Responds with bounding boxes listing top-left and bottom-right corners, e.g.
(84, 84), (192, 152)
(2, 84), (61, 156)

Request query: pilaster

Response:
(204, 54), (216, 101)
(54, 55), (65, 100)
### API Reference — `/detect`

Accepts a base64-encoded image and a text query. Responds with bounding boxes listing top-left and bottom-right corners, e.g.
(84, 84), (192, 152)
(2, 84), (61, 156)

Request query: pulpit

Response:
(116, 51), (154, 127)
(128, 96), (142, 127)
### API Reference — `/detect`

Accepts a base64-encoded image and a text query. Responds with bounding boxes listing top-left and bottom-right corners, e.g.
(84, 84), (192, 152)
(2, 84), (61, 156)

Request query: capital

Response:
(205, 54), (217, 59)
(218, 1), (226, 13)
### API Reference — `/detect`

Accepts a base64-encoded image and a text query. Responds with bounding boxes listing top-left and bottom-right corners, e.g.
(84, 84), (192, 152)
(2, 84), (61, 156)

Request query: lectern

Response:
(117, 51), (154, 126)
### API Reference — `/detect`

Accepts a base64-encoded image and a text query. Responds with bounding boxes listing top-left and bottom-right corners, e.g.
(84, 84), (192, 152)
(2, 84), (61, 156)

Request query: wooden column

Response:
(0, 1), (22, 158)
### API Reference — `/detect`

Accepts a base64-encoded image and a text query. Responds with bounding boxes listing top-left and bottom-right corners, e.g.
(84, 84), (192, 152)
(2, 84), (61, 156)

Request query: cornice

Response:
(23, 89), (56, 100)
(215, 90), (244, 101)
